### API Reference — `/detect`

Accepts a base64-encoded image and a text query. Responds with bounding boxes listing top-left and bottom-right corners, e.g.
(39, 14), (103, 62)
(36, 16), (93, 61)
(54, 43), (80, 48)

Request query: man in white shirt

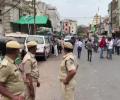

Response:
(76, 38), (83, 59)
(107, 37), (113, 60)
(116, 38), (120, 55)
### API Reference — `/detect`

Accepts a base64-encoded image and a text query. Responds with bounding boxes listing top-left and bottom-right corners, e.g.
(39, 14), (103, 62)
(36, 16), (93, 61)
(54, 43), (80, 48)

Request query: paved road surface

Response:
(36, 48), (120, 100)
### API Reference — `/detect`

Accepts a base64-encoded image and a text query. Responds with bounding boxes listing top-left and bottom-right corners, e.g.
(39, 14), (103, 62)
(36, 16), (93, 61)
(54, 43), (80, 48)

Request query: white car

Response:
(64, 36), (73, 42)
(5, 33), (28, 44)
(5, 33), (28, 52)
(26, 35), (51, 60)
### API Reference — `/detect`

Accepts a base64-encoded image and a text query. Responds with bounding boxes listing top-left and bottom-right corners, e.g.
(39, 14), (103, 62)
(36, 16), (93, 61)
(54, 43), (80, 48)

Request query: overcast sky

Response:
(40, 0), (112, 25)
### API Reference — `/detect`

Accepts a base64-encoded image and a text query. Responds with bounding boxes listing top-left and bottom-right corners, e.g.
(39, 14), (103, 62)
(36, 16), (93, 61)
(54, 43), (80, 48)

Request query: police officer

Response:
(22, 41), (40, 100)
(0, 41), (25, 100)
(59, 42), (78, 100)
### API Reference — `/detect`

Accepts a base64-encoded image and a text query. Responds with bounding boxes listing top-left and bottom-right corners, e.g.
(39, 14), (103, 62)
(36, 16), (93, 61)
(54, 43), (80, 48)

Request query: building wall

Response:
(46, 5), (61, 32)
(1, 0), (33, 34)
(64, 22), (70, 34)
(108, 0), (119, 33)
(70, 22), (77, 34)
(36, 1), (47, 16)
(63, 19), (77, 35)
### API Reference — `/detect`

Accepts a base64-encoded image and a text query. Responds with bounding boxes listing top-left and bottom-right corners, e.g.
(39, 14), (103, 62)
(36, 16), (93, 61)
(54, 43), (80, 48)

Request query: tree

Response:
(77, 25), (87, 36)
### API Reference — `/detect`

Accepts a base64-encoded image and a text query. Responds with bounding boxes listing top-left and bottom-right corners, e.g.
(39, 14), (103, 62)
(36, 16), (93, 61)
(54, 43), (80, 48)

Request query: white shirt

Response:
(117, 39), (120, 47)
(108, 40), (113, 49)
(76, 41), (83, 48)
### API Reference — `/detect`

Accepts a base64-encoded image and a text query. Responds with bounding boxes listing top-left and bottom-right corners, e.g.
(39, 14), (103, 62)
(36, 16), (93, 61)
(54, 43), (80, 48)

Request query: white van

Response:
(5, 33), (28, 45)
(26, 35), (51, 60)
(5, 33), (28, 52)
(64, 35), (73, 42)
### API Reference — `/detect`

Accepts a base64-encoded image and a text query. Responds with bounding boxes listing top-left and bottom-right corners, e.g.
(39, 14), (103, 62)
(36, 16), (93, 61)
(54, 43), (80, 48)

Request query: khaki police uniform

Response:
(0, 41), (25, 100)
(59, 42), (77, 100)
(22, 52), (39, 100)
(22, 41), (39, 100)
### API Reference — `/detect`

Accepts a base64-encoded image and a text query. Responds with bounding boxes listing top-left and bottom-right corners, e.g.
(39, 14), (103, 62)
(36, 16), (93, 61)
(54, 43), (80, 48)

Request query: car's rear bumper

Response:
(35, 52), (45, 57)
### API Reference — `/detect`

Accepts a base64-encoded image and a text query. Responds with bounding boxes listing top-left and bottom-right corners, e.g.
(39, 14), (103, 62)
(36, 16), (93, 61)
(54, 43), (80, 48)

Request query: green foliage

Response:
(77, 25), (85, 36)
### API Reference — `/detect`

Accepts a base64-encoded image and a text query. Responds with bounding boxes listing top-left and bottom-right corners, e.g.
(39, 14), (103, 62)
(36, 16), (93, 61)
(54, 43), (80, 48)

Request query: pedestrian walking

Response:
(76, 38), (83, 59)
(59, 42), (78, 100)
(116, 38), (120, 55)
(0, 41), (25, 100)
(93, 38), (98, 53)
(107, 37), (113, 60)
(21, 41), (40, 100)
(54, 39), (58, 56)
(86, 39), (93, 62)
(99, 36), (106, 59)
(60, 37), (65, 53)
(113, 37), (118, 54)
(57, 39), (62, 54)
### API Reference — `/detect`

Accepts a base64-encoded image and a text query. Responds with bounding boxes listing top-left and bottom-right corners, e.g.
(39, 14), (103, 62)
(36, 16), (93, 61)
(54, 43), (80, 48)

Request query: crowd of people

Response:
(75, 35), (120, 62)
(1, 35), (120, 100)
(0, 38), (79, 100)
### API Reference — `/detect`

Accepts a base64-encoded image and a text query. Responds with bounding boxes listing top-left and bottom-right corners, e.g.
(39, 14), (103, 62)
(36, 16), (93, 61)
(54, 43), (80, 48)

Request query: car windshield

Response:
(27, 36), (44, 44)
(15, 37), (26, 44)
(5, 37), (26, 44)
(65, 36), (72, 39)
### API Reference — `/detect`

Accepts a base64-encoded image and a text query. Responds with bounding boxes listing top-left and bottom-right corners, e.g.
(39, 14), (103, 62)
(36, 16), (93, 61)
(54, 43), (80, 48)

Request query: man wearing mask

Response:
(0, 41), (25, 100)
(59, 42), (78, 100)
(22, 41), (40, 100)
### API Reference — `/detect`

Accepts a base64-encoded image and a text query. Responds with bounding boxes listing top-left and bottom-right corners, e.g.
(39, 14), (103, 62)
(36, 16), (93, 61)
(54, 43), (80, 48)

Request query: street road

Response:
(36, 48), (120, 100)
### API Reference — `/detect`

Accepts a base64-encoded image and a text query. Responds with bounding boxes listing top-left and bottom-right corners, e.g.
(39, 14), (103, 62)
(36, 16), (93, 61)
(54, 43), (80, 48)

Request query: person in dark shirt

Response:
(86, 39), (93, 62)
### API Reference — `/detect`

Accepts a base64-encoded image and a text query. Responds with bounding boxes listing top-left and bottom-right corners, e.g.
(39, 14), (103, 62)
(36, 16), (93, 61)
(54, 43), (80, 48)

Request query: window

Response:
(45, 37), (49, 44)
(65, 22), (68, 26)
(23, 14), (26, 16)
(27, 36), (44, 44)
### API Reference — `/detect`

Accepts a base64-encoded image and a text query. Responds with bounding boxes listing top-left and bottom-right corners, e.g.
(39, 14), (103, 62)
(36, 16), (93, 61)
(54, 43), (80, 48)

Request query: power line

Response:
(0, 0), (21, 16)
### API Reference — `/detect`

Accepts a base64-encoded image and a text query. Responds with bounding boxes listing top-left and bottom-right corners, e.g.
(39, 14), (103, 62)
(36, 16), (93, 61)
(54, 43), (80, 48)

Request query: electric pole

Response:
(33, 0), (36, 34)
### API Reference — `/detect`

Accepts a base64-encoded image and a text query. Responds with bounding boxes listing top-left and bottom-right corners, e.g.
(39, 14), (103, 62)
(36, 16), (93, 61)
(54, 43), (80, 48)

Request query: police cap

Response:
(27, 41), (37, 48)
(6, 41), (21, 49)
(64, 42), (73, 49)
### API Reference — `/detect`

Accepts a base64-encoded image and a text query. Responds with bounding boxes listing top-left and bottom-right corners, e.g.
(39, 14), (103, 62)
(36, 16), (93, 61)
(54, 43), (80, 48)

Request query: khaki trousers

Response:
(60, 80), (76, 100)
(1, 93), (25, 100)
(25, 82), (37, 100)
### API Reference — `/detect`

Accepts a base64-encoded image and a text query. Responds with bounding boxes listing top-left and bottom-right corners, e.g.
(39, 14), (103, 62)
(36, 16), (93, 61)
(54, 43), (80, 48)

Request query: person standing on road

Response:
(113, 37), (118, 54)
(54, 39), (58, 56)
(59, 42), (78, 100)
(107, 37), (113, 60)
(86, 39), (93, 62)
(21, 41), (40, 100)
(76, 38), (83, 59)
(0, 41), (25, 100)
(99, 36), (106, 59)
(116, 37), (120, 55)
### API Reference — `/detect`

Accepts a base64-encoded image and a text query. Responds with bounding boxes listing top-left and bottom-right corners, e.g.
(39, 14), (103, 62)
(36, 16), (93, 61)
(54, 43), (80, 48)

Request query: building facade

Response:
(45, 5), (61, 32)
(0, 0), (33, 34)
(36, 1), (47, 16)
(62, 19), (77, 35)
(36, 1), (61, 32)
(108, 0), (120, 34)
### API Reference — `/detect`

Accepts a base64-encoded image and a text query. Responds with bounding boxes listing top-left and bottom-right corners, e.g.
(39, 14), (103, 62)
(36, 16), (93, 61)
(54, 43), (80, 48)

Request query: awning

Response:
(15, 16), (52, 27)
